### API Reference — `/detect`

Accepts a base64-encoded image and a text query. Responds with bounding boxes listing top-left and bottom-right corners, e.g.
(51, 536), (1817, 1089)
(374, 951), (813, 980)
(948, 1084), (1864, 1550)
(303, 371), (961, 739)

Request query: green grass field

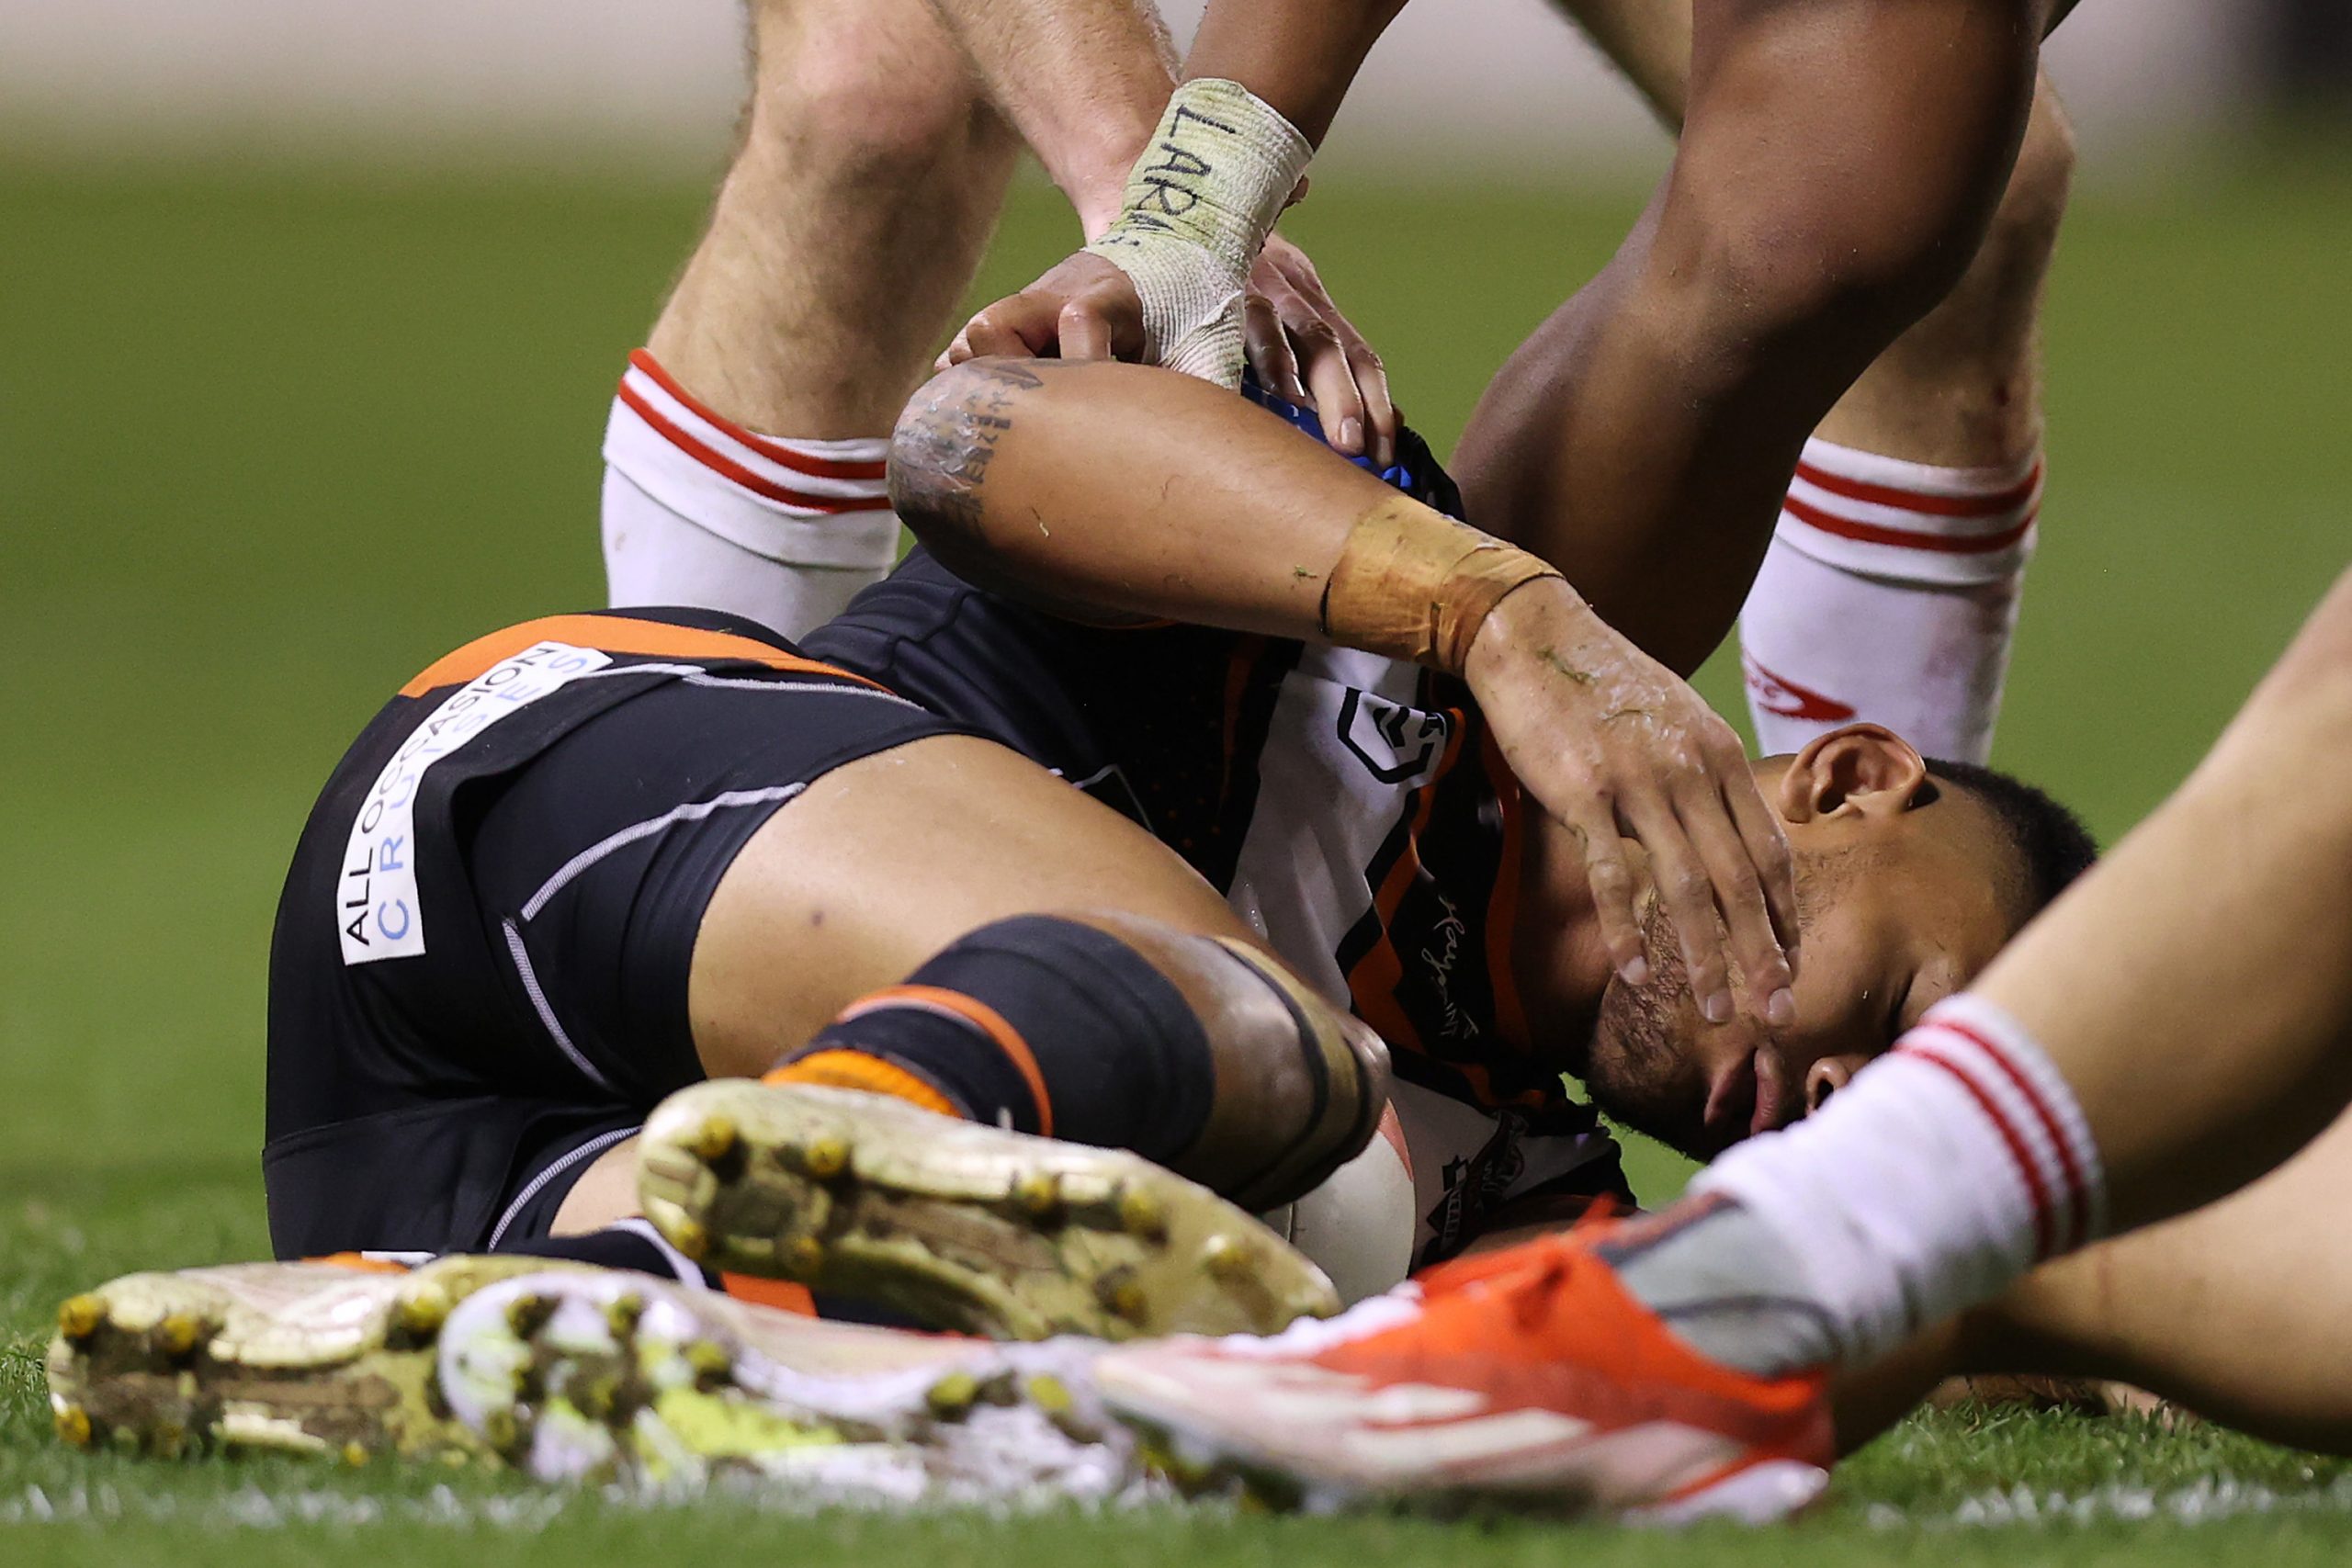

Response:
(3, 146), (2350, 1562)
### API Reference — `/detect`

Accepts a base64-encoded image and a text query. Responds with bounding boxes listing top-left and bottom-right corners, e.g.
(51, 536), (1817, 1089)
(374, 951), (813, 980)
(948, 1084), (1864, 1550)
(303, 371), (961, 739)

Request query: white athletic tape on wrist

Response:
(1084, 79), (1312, 387)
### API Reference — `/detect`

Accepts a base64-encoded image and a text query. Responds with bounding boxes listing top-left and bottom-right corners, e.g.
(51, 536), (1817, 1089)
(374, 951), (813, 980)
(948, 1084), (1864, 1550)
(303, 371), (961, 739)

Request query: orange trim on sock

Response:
(719, 1273), (818, 1316)
(764, 1049), (961, 1119)
(834, 985), (1056, 1138)
(303, 1252), (413, 1274)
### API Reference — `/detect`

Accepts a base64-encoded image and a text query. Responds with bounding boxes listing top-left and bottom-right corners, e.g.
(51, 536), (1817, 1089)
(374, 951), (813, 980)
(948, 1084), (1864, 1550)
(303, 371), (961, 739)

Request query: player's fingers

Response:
(1244, 293), (1310, 407)
(1624, 791), (1736, 1026)
(960, 303), (1048, 361)
(1566, 801), (1648, 987)
(938, 330), (975, 371)
(1342, 333), (1397, 468)
(1718, 751), (1803, 979)
(1058, 299), (1115, 363)
(1292, 317), (1366, 457)
(1674, 772), (1795, 1029)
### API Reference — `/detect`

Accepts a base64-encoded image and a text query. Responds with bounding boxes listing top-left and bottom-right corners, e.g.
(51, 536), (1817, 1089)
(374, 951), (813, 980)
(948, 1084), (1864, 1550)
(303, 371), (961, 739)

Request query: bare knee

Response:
(1068, 912), (1393, 1210)
(743, 0), (996, 183)
(1979, 77), (2076, 280)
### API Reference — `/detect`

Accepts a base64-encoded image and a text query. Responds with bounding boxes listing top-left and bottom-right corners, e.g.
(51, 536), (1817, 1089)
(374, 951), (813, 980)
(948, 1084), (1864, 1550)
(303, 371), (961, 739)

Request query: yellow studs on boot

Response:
(53, 1404), (93, 1449)
(926, 1371), (981, 1417)
(481, 1409), (520, 1452)
(1095, 1269), (1148, 1325)
(667, 1219), (710, 1262)
(1117, 1188), (1167, 1241)
(684, 1338), (731, 1387)
(1024, 1374), (1073, 1417)
(153, 1314), (205, 1360)
(1012, 1170), (1060, 1216)
(1201, 1234), (1253, 1282)
(801, 1136), (851, 1180)
(393, 1288), (450, 1343)
(689, 1116), (740, 1165)
(782, 1236), (826, 1279)
(56, 1294), (105, 1346)
(504, 1293), (556, 1340)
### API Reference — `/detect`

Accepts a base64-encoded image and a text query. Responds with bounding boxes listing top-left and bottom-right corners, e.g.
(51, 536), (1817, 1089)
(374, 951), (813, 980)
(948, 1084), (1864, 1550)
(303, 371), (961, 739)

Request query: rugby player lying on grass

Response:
(55, 347), (2091, 1475)
(865, 358), (2352, 1465)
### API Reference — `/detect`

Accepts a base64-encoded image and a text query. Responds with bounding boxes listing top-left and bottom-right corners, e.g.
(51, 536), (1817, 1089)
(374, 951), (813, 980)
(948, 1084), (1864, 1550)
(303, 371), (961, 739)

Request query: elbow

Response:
(887, 358), (1035, 546)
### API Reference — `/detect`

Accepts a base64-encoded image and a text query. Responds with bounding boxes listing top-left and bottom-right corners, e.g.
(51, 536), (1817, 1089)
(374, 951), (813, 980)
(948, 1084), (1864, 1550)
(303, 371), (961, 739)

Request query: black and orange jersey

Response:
(805, 431), (1630, 1261)
(266, 605), (976, 1257)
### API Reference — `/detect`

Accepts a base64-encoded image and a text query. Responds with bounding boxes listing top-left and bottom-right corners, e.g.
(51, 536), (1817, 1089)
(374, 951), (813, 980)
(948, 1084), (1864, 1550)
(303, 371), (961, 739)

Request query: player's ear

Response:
(1776, 724), (1928, 823)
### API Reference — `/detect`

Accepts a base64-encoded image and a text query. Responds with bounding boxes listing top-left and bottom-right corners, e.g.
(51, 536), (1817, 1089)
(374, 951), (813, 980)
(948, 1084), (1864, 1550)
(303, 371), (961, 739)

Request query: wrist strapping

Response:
(1317, 496), (1565, 676)
(1084, 79), (1312, 387)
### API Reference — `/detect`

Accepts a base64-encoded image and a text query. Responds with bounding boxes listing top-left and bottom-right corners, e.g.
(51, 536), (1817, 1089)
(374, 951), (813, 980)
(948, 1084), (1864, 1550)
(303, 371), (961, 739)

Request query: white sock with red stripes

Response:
(602, 350), (902, 640)
(1740, 437), (2042, 766)
(1605, 994), (2103, 1376)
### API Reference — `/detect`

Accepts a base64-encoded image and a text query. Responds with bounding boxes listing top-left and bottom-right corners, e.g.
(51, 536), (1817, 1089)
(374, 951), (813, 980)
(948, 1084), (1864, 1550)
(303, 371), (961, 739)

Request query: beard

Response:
(1582, 899), (1713, 1158)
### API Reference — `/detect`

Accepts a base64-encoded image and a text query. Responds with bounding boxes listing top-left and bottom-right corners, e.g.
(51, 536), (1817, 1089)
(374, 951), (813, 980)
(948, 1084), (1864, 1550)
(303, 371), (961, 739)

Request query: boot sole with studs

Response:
(638, 1081), (1339, 1340)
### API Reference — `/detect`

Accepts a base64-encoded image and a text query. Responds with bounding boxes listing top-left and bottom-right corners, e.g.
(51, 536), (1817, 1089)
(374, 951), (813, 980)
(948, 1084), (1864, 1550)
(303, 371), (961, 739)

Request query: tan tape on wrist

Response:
(1317, 497), (1564, 675)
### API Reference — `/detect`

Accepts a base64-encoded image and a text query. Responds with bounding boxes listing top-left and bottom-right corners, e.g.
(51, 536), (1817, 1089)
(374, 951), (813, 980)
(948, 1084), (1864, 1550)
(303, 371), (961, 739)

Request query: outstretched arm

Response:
(891, 355), (1800, 1034)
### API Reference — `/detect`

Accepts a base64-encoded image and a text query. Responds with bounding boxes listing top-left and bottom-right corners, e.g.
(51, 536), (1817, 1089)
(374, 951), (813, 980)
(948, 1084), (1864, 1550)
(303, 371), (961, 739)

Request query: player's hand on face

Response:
(942, 254), (1148, 370)
(1246, 233), (1397, 467)
(1464, 580), (1801, 1033)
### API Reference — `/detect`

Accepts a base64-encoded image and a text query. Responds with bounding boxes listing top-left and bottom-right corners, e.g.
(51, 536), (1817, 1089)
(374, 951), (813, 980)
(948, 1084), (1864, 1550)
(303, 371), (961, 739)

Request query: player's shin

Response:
(639, 912), (1385, 1337)
(764, 912), (1387, 1208)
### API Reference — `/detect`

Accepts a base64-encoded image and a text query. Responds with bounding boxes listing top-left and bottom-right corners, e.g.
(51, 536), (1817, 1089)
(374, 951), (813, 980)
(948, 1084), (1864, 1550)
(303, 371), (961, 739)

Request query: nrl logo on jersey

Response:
(1336, 688), (1452, 784)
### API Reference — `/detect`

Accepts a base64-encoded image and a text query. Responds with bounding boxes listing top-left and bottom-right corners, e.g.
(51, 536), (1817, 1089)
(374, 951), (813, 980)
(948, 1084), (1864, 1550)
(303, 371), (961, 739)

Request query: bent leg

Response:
(1480, 1), (2072, 727)
(604, 0), (1022, 635)
(1972, 1102), (2352, 1453)
(689, 735), (1386, 1206)
(1833, 1096), (2352, 1456)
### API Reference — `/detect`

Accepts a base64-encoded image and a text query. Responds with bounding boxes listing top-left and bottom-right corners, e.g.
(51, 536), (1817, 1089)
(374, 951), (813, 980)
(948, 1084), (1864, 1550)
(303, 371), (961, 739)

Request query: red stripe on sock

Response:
(628, 350), (888, 480)
(616, 380), (892, 513)
(1781, 492), (2038, 555)
(1794, 457), (2041, 519)
(1928, 1018), (2090, 1252)
(1896, 1041), (2055, 1259)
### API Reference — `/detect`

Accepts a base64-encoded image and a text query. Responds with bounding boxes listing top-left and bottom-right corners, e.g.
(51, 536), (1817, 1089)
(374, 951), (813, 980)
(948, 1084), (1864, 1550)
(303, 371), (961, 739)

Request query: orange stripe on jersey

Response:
(398, 615), (889, 698)
(836, 985), (1056, 1138)
(1478, 725), (1533, 1053)
(719, 1273), (818, 1315)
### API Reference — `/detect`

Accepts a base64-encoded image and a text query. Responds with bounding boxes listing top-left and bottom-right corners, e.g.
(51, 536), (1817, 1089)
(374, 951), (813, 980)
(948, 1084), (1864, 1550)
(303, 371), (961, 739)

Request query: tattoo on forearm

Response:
(888, 361), (1044, 540)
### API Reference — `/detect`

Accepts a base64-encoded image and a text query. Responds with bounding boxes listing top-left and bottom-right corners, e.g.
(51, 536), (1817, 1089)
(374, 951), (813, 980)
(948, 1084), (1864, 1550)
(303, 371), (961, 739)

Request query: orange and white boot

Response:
(1094, 1224), (1835, 1522)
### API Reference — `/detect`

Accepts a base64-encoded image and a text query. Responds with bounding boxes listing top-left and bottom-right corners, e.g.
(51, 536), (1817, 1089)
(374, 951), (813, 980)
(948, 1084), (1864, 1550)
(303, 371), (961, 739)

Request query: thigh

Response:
(689, 734), (1253, 1079)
